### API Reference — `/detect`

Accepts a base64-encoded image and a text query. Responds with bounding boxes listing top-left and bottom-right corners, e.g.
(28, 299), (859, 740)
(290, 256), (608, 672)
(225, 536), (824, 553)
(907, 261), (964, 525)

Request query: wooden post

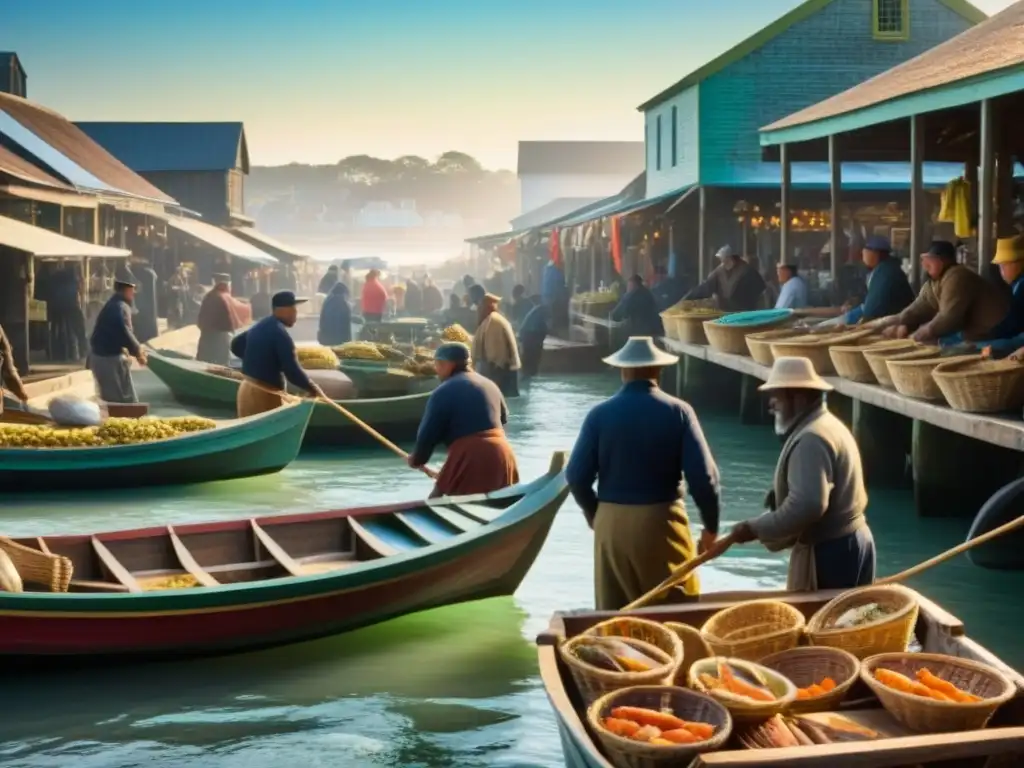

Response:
(828, 135), (841, 296)
(698, 186), (707, 281)
(780, 143), (792, 264)
(910, 114), (925, 290)
(978, 99), (995, 271)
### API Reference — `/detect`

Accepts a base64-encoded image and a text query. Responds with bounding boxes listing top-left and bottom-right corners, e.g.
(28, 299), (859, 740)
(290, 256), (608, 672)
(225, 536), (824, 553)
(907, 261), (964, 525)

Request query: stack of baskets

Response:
(661, 303), (724, 344)
(0, 536), (72, 592)
(888, 351), (974, 402)
(704, 310), (795, 356)
(746, 328), (807, 366)
(768, 328), (881, 376)
(832, 339), (915, 384)
(932, 356), (1024, 413)
(864, 341), (925, 387)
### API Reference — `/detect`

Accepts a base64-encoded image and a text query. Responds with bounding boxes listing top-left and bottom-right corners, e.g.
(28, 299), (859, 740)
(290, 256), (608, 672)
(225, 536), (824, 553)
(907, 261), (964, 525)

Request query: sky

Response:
(4, 0), (1017, 171)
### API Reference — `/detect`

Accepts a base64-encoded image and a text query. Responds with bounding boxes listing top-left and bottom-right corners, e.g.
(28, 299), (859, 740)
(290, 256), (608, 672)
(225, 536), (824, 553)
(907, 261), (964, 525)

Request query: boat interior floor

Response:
(12, 497), (516, 594)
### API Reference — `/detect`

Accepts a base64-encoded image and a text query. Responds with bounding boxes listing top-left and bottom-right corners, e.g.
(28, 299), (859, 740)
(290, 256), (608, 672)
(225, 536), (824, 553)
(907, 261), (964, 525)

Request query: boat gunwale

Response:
(148, 349), (435, 407)
(537, 589), (1024, 768)
(0, 398), (313, 456)
(0, 456), (569, 608)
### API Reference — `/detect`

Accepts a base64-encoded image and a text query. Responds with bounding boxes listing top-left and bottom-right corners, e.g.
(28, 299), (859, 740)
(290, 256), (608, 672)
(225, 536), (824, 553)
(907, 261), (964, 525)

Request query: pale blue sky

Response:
(3, 0), (1014, 169)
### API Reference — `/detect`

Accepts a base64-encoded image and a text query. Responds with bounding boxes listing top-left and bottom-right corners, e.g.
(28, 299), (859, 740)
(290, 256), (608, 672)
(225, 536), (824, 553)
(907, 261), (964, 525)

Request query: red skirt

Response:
(430, 428), (519, 498)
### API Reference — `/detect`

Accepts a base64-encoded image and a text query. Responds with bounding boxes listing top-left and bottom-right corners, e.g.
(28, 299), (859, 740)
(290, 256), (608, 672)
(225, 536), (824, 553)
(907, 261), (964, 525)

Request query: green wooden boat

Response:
(147, 351), (430, 447)
(0, 399), (313, 492)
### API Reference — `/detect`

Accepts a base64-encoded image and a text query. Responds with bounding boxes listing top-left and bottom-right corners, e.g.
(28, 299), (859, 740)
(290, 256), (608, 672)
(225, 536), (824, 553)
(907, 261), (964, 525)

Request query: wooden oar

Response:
(624, 532), (739, 610)
(242, 376), (439, 480)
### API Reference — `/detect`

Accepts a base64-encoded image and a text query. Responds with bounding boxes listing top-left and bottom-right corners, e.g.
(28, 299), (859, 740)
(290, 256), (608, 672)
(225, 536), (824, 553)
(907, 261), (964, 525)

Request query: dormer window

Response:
(873, 0), (909, 40)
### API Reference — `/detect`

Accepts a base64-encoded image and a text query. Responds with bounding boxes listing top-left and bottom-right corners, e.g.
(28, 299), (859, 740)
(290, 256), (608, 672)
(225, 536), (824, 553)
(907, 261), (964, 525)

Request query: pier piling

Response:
(852, 400), (912, 488)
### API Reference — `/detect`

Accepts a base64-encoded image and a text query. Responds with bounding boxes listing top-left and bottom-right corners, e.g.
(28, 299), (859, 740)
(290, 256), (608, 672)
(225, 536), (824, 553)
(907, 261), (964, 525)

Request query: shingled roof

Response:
(762, 0), (1021, 138)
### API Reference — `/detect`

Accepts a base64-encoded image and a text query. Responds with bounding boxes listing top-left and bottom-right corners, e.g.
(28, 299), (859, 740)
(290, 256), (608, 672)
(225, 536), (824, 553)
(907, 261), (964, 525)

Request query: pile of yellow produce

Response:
(0, 416), (217, 449)
(575, 289), (619, 304)
(441, 324), (471, 343)
(296, 346), (341, 370)
(333, 341), (387, 361)
(144, 573), (200, 591)
(402, 359), (436, 377)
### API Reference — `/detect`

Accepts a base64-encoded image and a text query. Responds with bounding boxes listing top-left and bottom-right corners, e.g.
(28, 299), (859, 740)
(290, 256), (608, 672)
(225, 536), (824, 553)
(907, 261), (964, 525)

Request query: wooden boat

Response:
(147, 350), (430, 446)
(0, 399), (314, 493)
(539, 337), (606, 375)
(538, 589), (1024, 767)
(0, 453), (569, 660)
(967, 476), (1024, 570)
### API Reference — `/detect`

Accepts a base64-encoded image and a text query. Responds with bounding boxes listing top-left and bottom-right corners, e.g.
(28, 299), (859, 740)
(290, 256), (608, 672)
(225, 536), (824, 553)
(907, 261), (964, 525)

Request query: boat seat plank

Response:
(90, 537), (142, 593)
(425, 505), (482, 533)
(449, 503), (502, 524)
(398, 508), (465, 541)
(167, 526), (220, 587)
(250, 520), (303, 578)
(394, 512), (448, 545)
(69, 579), (130, 593)
(348, 517), (399, 558)
(356, 515), (428, 551)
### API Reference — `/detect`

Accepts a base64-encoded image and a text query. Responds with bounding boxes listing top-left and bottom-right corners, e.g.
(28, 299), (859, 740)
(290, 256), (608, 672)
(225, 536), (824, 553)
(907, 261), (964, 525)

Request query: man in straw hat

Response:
(730, 357), (875, 591)
(974, 234), (1024, 358)
(471, 291), (521, 397)
(408, 341), (519, 497)
(566, 336), (722, 610)
(88, 277), (146, 404)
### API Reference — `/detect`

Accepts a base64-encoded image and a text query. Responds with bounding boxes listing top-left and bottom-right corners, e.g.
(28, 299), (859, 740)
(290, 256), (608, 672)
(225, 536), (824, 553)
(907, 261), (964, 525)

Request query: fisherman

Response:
(518, 296), (549, 379)
(880, 240), (1008, 345)
(975, 235), (1024, 357)
(684, 245), (766, 312)
(88, 278), (146, 404)
(421, 274), (444, 315)
(509, 283), (533, 329)
(816, 235), (914, 327)
(472, 292), (521, 397)
(774, 263), (809, 310)
(317, 282), (353, 346)
(0, 322), (29, 413)
(730, 357), (875, 590)
(566, 337), (722, 610)
(229, 291), (325, 417)
(196, 273), (245, 365)
(610, 275), (664, 337)
(407, 341), (519, 497)
(361, 268), (388, 323)
(132, 259), (160, 344)
(318, 264), (339, 295)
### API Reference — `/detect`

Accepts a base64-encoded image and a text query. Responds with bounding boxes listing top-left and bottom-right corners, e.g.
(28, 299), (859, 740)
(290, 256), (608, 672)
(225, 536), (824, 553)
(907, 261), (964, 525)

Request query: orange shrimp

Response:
(660, 728), (701, 744)
(610, 706), (687, 731)
(718, 661), (775, 702)
(603, 717), (641, 738)
(679, 721), (715, 740)
(916, 668), (982, 703)
(820, 677), (837, 692)
(874, 668), (952, 701)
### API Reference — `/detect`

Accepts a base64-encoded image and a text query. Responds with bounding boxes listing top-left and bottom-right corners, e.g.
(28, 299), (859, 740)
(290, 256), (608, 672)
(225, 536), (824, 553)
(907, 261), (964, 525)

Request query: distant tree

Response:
(434, 151), (483, 175)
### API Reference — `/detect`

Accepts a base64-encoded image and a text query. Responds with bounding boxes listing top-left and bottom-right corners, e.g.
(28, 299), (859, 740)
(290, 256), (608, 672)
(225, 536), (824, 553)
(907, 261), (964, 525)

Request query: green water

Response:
(2, 371), (1022, 768)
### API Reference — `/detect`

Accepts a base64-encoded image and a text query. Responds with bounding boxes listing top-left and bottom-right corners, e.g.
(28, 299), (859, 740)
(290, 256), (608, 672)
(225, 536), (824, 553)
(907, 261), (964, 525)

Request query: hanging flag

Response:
(610, 217), (623, 275)
(549, 227), (562, 267)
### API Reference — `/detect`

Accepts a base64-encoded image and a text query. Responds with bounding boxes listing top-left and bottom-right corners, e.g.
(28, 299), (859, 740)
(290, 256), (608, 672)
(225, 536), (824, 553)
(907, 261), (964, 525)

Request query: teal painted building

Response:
(640, 0), (985, 197)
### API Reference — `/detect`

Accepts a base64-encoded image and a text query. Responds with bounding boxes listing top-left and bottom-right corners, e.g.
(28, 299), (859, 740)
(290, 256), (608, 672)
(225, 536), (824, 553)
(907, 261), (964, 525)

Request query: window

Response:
(671, 106), (678, 167)
(873, 0), (908, 40)
(656, 115), (662, 171)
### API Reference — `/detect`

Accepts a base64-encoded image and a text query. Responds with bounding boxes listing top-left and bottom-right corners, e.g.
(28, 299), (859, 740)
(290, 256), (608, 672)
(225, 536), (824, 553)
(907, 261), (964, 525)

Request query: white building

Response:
(516, 141), (644, 218)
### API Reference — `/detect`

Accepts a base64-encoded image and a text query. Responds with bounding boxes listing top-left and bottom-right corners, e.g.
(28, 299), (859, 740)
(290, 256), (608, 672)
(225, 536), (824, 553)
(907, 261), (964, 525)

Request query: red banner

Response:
(610, 218), (623, 275)
(549, 227), (562, 267)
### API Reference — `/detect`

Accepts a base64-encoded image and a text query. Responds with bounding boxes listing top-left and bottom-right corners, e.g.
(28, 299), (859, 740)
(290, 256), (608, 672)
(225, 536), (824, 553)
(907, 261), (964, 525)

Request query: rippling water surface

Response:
(2, 370), (1022, 767)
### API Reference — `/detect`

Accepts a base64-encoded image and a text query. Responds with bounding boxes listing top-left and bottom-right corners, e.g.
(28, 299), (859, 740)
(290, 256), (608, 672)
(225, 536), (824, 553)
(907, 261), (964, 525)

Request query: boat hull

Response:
(967, 476), (1024, 569)
(147, 351), (429, 446)
(0, 401), (312, 492)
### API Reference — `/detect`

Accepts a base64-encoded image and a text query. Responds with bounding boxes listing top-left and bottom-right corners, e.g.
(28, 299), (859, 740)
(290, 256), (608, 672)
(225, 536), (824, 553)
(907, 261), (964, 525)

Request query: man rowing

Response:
(407, 342), (519, 497)
(229, 291), (324, 417)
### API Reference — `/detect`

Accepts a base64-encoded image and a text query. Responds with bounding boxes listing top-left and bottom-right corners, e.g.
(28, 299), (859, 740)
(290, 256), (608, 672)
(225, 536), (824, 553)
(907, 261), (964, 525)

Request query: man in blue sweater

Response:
(89, 279), (146, 404)
(566, 337), (722, 609)
(229, 291), (324, 417)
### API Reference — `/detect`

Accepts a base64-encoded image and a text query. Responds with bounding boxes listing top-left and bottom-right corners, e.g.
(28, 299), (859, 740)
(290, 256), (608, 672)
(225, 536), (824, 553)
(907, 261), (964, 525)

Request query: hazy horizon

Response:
(6, 0), (1015, 172)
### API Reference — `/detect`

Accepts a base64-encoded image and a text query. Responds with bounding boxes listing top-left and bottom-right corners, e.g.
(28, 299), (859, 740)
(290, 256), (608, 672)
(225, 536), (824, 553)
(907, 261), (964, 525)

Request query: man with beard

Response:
(730, 357), (875, 591)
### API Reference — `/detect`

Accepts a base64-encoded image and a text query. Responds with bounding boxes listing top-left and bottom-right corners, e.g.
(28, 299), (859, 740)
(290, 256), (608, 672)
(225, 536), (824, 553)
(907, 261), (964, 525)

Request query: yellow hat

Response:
(992, 235), (1024, 265)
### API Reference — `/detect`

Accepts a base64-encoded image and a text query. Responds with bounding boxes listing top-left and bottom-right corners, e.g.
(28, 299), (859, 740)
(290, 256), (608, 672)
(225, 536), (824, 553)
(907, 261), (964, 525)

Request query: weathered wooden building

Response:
(0, 53), (27, 98)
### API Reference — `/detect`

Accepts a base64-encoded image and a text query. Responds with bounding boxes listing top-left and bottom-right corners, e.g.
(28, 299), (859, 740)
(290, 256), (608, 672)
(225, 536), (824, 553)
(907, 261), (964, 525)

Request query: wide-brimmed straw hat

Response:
(992, 234), (1024, 265)
(759, 356), (833, 392)
(602, 337), (679, 369)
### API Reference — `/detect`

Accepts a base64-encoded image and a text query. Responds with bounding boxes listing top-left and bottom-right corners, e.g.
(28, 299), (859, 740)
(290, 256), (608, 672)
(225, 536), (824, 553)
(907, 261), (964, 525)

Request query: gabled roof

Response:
(761, 1), (1024, 145)
(76, 122), (249, 173)
(637, 0), (987, 112)
(510, 197), (602, 230)
(0, 92), (175, 203)
(517, 141), (644, 176)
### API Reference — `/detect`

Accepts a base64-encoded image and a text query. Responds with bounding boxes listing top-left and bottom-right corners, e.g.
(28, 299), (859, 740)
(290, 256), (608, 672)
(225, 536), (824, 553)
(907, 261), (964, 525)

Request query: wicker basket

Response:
(864, 342), (925, 387)
(861, 652), (1015, 733)
(888, 352), (972, 402)
(676, 312), (724, 344)
(659, 312), (683, 342)
(746, 329), (807, 367)
(805, 585), (919, 660)
(665, 622), (712, 686)
(688, 657), (797, 724)
(704, 316), (794, 356)
(0, 537), (72, 592)
(932, 356), (1024, 413)
(768, 329), (879, 376)
(560, 618), (684, 706)
(700, 599), (806, 662)
(759, 646), (860, 714)
(588, 686), (732, 768)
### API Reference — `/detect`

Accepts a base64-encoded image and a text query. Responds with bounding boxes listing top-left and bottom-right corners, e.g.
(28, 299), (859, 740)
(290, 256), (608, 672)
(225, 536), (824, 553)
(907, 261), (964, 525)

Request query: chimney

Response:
(0, 53), (27, 98)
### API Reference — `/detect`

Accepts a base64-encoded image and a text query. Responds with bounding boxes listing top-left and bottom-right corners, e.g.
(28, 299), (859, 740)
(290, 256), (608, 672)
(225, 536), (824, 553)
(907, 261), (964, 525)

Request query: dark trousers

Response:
(814, 527), (876, 590)
(520, 332), (545, 377)
(364, 312), (383, 323)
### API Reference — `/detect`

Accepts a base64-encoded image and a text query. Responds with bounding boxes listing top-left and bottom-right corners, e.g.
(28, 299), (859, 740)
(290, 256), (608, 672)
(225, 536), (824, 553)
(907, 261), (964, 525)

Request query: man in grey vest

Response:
(730, 356), (875, 590)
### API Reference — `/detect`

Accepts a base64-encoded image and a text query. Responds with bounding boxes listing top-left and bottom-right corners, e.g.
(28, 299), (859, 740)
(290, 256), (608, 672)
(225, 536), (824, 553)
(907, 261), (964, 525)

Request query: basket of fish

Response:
(688, 657), (797, 724)
(806, 585), (919, 659)
(739, 712), (883, 750)
(759, 646), (861, 713)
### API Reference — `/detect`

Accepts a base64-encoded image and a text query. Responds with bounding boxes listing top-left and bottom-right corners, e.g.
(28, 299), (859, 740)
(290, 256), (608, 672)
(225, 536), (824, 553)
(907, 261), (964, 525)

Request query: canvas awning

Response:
(0, 214), (129, 259)
(230, 226), (309, 260)
(1, 184), (99, 208)
(165, 217), (278, 266)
